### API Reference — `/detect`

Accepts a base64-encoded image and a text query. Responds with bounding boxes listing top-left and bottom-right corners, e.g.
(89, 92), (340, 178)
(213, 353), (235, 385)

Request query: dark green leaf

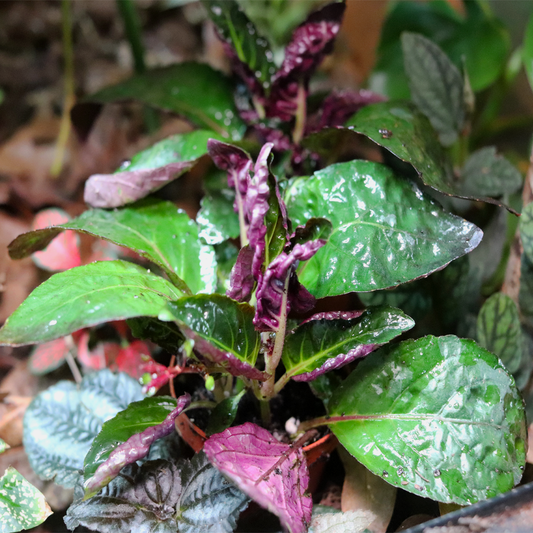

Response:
(206, 390), (245, 436)
(402, 32), (465, 146)
(282, 307), (414, 380)
(265, 174), (288, 266)
(520, 203), (533, 264)
(0, 261), (182, 346)
(85, 131), (222, 207)
(461, 147), (522, 197)
(341, 102), (518, 214)
(203, 0), (275, 89)
(0, 467), (52, 533)
(73, 63), (245, 140)
(214, 241), (240, 294)
(127, 316), (184, 353)
(514, 330), (533, 391)
(197, 191), (240, 245)
(9, 199), (217, 295)
(23, 370), (143, 488)
(290, 218), (333, 248)
(83, 396), (179, 483)
(162, 294), (265, 380)
(519, 253), (533, 328)
(524, 13), (533, 91)
(66, 453), (248, 533)
(328, 335), (527, 505)
(477, 293), (522, 374)
(285, 160), (483, 298)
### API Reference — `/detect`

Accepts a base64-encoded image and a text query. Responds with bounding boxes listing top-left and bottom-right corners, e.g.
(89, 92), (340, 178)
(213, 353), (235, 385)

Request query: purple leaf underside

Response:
(84, 394), (191, 497)
(204, 422), (312, 533)
(227, 245), (255, 302)
(84, 162), (195, 208)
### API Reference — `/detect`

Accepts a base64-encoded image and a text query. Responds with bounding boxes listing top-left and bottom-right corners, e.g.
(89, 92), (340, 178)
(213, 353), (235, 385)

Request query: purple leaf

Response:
(266, 2), (346, 121)
(83, 394), (191, 498)
(245, 143), (274, 279)
(254, 240), (325, 331)
(207, 139), (252, 197)
(291, 344), (377, 382)
(204, 423), (312, 533)
(84, 162), (195, 208)
(306, 89), (386, 133)
(227, 245), (255, 302)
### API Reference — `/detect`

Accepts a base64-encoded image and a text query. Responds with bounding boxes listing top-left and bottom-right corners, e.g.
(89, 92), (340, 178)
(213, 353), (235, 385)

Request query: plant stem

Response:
(259, 398), (271, 426)
(235, 190), (249, 247)
(64, 335), (82, 384)
(116, 0), (159, 133)
(51, 0), (75, 177)
(292, 81), (307, 145)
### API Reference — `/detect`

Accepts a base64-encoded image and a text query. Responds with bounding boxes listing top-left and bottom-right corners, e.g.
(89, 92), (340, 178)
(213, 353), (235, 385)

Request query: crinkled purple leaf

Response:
(227, 245), (255, 302)
(306, 89), (386, 133)
(84, 394), (191, 498)
(85, 162), (195, 208)
(207, 139), (252, 197)
(245, 143), (274, 279)
(255, 240), (325, 331)
(266, 2), (346, 121)
(204, 423), (312, 533)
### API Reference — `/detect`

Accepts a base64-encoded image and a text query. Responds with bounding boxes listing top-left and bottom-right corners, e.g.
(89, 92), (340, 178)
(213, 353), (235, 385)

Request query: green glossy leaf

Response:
(23, 370), (143, 488)
(461, 147), (522, 198)
(214, 241), (240, 294)
(520, 202), (533, 264)
(0, 438), (8, 454)
(291, 218), (333, 247)
(282, 306), (414, 380)
(328, 335), (527, 505)
(84, 396), (179, 483)
(0, 261), (182, 346)
(342, 102), (518, 214)
(197, 191), (240, 245)
(285, 160), (483, 298)
(162, 294), (264, 380)
(0, 467), (52, 533)
(524, 13), (533, 91)
(203, 0), (275, 89)
(206, 389), (246, 436)
(74, 63), (245, 140)
(477, 293), (522, 374)
(9, 199), (217, 294)
(402, 32), (465, 146)
(127, 316), (184, 353)
(265, 173), (288, 266)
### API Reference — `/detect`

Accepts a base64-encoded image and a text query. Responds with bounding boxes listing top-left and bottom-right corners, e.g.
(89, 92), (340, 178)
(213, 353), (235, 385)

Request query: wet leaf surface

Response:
(72, 63), (245, 140)
(197, 190), (240, 245)
(328, 335), (527, 505)
(162, 294), (264, 380)
(9, 199), (218, 294)
(285, 160), (483, 297)
(0, 261), (182, 345)
(23, 370), (143, 488)
(282, 306), (414, 381)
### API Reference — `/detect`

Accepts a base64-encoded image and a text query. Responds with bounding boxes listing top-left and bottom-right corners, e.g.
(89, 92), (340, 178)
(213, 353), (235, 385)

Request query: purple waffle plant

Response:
(0, 2), (528, 533)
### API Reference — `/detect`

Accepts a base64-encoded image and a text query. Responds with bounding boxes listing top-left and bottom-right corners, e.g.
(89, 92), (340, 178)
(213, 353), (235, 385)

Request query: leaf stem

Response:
(235, 189), (249, 247)
(292, 81), (307, 145)
(64, 335), (82, 384)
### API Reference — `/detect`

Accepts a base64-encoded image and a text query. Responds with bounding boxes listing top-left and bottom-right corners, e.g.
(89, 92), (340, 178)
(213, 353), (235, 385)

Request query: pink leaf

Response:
(204, 423), (312, 533)
(113, 340), (151, 379)
(31, 208), (82, 271)
(28, 337), (70, 375)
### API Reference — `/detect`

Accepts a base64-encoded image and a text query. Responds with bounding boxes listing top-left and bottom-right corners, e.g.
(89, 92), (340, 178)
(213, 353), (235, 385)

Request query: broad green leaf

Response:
(524, 13), (533, 91)
(477, 293), (522, 374)
(127, 316), (184, 353)
(162, 294), (264, 380)
(23, 370), (143, 488)
(519, 253), (533, 328)
(197, 191), (240, 245)
(402, 32), (465, 146)
(341, 102), (518, 214)
(203, 0), (275, 89)
(285, 160), (483, 298)
(460, 147), (522, 198)
(0, 261), (182, 346)
(282, 307), (414, 380)
(328, 335), (527, 505)
(214, 241), (240, 294)
(0, 467), (52, 533)
(83, 131), (223, 208)
(206, 389), (246, 436)
(84, 395), (190, 497)
(66, 453), (248, 533)
(73, 63), (245, 140)
(0, 439), (9, 454)
(514, 330), (533, 391)
(9, 199), (217, 294)
(520, 202), (533, 263)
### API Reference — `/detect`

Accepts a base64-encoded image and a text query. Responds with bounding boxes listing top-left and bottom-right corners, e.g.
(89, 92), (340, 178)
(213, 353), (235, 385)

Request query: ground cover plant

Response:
(1, 1), (533, 532)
